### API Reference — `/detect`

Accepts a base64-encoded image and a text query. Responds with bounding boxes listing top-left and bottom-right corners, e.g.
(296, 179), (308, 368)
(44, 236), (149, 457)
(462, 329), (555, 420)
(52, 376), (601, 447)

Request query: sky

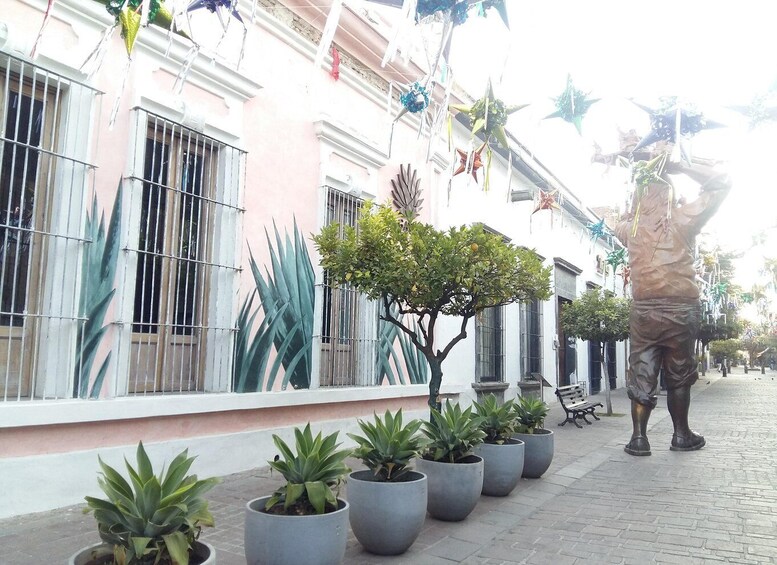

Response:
(440, 0), (777, 299)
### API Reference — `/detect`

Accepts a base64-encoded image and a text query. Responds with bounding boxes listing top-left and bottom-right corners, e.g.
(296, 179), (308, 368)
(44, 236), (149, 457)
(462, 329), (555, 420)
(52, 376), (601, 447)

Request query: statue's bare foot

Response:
(670, 431), (705, 451)
(624, 436), (651, 456)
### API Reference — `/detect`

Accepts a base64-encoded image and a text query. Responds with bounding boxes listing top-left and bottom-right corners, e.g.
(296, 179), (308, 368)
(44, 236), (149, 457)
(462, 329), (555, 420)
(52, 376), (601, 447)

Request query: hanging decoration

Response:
(187, 0), (244, 26)
(532, 189), (560, 215)
(620, 265), (631, 290)
(330, 46), (341, 80)
(585, 219), (610, 247)
(450, 80), (525, 150)
(399, 82), (431, 118)
(311, 0), (343, 78)
(453, 142), (486, 183)
(631, 98), (724, 164)
(544, 74), (599, 135)
(629, 152), (671, 237)
(606, 248), (627, 272)
(729, 93), (777, 129)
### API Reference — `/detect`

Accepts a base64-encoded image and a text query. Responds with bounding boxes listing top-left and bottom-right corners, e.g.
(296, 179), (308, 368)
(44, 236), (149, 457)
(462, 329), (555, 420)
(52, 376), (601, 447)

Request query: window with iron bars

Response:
(476, 305), (505, 382)
(520, 298), (543, 377)
(316, 186), (379, 387)
(123, 110), (244, 395)
(0, 51), (101, 401)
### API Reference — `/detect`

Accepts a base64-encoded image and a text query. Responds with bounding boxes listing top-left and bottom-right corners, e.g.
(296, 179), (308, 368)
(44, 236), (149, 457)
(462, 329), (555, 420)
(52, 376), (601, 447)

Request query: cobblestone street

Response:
(2, 368), (775, 564)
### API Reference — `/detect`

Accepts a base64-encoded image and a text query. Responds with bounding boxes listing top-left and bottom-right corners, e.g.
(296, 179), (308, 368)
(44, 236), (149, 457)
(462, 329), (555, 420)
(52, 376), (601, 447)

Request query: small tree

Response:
(709, 338), (741, 376)
(560, 288), (630, 415)
(313, 203), (552, 412)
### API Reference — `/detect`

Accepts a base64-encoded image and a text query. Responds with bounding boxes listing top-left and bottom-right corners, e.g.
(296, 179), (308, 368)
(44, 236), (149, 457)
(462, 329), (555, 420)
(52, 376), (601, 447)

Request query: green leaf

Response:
(162, 531), (190, 565)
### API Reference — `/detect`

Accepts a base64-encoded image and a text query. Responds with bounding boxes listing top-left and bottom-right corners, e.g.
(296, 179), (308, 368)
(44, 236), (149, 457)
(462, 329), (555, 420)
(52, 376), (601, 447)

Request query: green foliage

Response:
(699, 313), (742, 347)
(420, 401), (486, 463)
(513, 396), (549, 434)
(709, 338), (741, 362)
(313, 203), (551, 409)
(84, 442), (219, 565)
(313, 203), (552, 318)
(348, 409), (425, 482)
(266, 424), (351, 515)
(75, 183), (122, 399)
(472, 394), (516, 444)
(237, 219), (315, 392)
(560, 289), (631, 344)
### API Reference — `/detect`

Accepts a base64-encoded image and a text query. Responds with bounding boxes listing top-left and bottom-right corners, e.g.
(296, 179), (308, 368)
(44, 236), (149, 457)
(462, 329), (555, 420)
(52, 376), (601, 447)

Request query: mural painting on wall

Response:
(234, 220), (315, 392)
(233, 216), (429, 392)
(74, 181), (123, 399)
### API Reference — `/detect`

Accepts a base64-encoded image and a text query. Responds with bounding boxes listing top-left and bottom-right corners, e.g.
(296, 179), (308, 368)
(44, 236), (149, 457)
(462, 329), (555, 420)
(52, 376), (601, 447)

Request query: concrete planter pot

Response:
(347, 469), (427, 555)
(514, 429), (554, 478)
(474, 438), (525, 496)
(69, 541), (215, 565)
(415, 454), (483, 521)
(244, 495), (349, 565)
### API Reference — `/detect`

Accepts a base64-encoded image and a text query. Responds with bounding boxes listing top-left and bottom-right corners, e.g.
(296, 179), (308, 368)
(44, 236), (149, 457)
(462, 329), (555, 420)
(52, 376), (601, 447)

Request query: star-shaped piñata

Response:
(728, 94), (777, 129)
(606, 248), (627, 271)
(544, 74), (599, 135)
(450, 80), (526, 149)
(587, 219), (609, 244)
(631, 99), (724, 163)
(532, 189), (560, 215)
(481, 0), (509, 28)
(453, 143), (486, 182)
(188, 0), (244, 29)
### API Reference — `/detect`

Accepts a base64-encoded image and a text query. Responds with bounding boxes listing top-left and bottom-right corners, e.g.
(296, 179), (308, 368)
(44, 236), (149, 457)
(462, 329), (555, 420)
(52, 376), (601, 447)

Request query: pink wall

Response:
(1, 395), (431, 458)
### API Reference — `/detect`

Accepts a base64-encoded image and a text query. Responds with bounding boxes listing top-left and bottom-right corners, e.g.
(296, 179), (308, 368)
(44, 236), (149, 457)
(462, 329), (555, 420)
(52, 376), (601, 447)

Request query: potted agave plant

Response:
(513, 396), (553, 478)
(415, 400), (486, 521)
(473, 394), (525, 496)
(347, 409), (428, 555)
(72, 441), (220, 565)
(244, 424), (351, 565)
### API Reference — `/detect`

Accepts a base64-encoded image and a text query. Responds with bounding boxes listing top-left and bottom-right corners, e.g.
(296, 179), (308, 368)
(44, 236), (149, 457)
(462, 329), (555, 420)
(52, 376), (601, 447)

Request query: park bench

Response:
(555, 384), (603, 428)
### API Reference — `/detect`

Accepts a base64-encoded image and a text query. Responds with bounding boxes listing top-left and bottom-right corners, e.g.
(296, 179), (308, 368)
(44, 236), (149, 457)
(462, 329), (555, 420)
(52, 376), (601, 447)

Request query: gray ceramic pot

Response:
(347, 469), (427, 555)
(475, 438), (525, 496)
(244, 495), (349, 565)
(514, 428), (554, 478)
(415, 455), (483, 521)
(69, 541), (215, 565)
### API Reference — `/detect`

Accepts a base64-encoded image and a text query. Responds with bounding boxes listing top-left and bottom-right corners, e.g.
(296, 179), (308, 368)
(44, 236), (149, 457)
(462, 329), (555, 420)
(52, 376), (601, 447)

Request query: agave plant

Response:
(266, 424), (351, 515)
(420, 400), (485, 463)
(473, 394), (517, 444)
(84, 441), (219, 565)
(233, 291), (276, 393)
(74, 183), (122, 399)
(514, 396), (549, 434)
(348, 409), (425, 482)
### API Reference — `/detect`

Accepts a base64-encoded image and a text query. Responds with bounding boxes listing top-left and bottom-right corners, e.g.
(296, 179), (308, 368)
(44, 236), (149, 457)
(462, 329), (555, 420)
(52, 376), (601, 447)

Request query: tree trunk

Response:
(601, 344), (613, 416)
(427, 357), (443, 415)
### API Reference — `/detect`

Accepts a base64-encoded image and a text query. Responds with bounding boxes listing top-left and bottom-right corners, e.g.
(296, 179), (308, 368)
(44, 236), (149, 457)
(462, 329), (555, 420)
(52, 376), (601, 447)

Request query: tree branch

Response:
(439, 313), (471, 361)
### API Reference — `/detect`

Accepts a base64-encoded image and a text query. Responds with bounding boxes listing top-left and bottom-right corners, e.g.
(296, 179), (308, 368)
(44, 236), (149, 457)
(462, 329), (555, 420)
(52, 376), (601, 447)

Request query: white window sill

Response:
(0, 384), (461, 428)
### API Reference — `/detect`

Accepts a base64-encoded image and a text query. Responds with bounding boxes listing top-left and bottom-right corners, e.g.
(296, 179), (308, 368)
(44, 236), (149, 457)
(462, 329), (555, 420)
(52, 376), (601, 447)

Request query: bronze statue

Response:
(615, 155), (731, 456)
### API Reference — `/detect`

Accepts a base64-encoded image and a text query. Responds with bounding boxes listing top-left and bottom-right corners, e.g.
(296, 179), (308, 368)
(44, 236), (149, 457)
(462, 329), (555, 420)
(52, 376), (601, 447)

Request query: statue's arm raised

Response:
(669, 162), (732, 233)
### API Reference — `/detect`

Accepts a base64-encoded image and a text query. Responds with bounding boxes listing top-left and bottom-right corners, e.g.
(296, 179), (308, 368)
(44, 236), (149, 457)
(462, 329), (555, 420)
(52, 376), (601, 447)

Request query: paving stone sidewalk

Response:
(2, 367), (776, 564)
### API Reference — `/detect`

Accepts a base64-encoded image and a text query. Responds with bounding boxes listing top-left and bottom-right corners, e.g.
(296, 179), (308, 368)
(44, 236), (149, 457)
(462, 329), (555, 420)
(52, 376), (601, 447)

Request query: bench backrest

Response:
(555, 384), (587, 406)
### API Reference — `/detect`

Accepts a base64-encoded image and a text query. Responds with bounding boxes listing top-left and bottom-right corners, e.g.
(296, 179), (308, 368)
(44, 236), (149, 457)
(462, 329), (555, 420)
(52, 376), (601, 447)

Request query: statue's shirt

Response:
(615, 175), (731, 301)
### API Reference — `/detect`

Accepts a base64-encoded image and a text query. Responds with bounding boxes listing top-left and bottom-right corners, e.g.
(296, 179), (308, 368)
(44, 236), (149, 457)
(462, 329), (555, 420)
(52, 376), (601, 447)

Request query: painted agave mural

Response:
(74, 182), (122, 398)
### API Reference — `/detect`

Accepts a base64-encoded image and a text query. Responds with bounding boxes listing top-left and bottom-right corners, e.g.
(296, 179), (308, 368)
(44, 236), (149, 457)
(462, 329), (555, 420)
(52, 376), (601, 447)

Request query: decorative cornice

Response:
(314, 115), (388, 169)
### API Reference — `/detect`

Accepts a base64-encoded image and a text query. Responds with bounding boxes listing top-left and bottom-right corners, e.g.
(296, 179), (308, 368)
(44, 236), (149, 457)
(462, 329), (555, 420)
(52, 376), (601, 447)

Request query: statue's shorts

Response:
(627, 299), (701, 409)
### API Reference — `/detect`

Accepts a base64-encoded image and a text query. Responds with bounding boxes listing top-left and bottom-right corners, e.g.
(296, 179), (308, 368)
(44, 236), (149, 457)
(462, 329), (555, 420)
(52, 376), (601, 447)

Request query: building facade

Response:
(0, 0), (625, 518)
